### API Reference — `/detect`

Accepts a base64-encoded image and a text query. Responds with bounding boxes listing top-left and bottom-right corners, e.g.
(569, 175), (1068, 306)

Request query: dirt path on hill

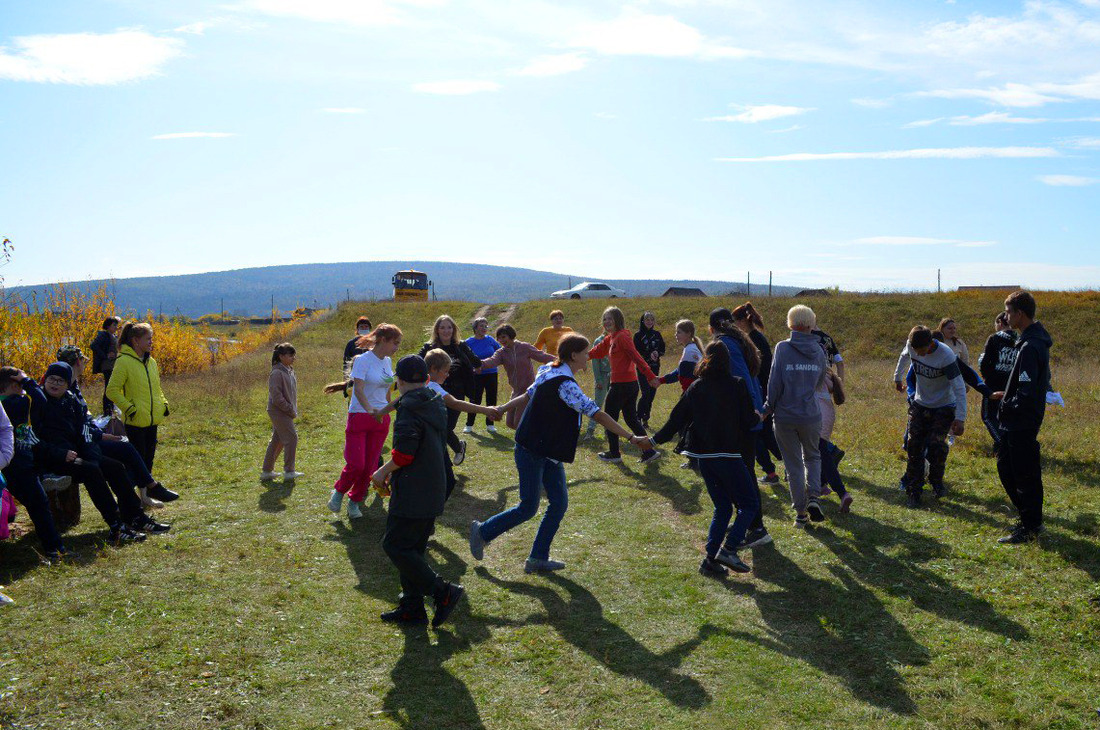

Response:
(469, 303), (518, 329)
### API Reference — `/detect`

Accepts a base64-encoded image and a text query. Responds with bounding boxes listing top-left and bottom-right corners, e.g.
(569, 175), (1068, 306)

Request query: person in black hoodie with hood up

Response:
(990, 291), (1052, 544)
(633, 311), (665, 428)
(978, 311), (1018, 452)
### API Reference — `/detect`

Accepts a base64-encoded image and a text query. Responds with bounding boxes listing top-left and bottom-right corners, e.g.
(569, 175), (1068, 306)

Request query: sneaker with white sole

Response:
(140, 488), (165, 510)
(524, 558), (566, 574)
(347, 500), (364, 519)
(714, 548), (752, 573)
(462, 425), (474, 434)
(327, 489), (344, 513)
(794, 514), (810, 529)
(597, 451), (622, 463)
(807, 500), (825, 522)
(469, 520), (486, 561)
(453, 440), (468, 466)
(486, 424), (497, 434)
(639, 450), (661, 465)
(259, 471), (279, 480)
(283, 471), (305, 480)
(737, 527), (774, 549)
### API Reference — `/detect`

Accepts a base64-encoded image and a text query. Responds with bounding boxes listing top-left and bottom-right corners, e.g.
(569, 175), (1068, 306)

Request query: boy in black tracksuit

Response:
(34, 362), (166, 543)
(633, 312), (665, 426)
(978, 314), (1018, 452)
(372, 355), (464, 627)
(993, 292), (1052, 544)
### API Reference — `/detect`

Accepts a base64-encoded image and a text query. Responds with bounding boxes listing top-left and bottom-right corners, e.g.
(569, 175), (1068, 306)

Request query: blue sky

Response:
(2, 0), (1099, 291)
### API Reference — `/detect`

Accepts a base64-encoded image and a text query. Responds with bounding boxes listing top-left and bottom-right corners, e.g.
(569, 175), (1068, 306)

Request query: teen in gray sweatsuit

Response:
(764, 307), (828, 525)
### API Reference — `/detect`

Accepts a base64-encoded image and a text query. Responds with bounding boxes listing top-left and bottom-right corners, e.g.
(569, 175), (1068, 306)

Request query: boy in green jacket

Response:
(372, 355), (464, 627)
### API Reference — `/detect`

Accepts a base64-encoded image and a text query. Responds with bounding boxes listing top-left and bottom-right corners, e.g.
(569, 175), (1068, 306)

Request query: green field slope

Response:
(2, 293), (1098, 729)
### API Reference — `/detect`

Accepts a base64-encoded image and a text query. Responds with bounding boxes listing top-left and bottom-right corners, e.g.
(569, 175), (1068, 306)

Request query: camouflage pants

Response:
(904, 403), (955, 493)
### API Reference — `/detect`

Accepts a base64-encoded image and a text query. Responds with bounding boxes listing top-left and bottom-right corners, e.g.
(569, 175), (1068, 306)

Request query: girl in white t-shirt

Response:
(658, 319), (703, 391)
(324, 323), (402, 519)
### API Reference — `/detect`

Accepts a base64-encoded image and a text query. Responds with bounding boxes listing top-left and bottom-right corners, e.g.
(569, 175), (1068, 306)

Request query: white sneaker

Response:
(283, 471), (305, 480)
(453, 440), (468, 466)
(486, 424), (497, 434)
(140, 488), (165, 510)
(462, 425), (474, 434)
(0, 591), (14, 607)
(259, 471), (279, 480)
(327, 489), (344, 513)
(347, 500), (363, 519)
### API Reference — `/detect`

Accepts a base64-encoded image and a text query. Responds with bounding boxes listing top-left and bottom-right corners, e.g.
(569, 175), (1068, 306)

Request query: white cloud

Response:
(718, 147), (1059, 162)
(1062, 136), (1100, 148)
(570, 9), (751, 59)
(702, 104), (813, 123)
(918, 84), (1062, 108)
(0, 30), (183, 85)
(321, 107), (366, 114)
(950, 112), (1047, 125)
(767, 125), (803, 134)
(1037, 174), (1097, 186)
(851, 98), (892, 108)
(173, 22), (212, 35)
(594, 111), (618, 119)
(850, 236), (995, 247)
(412, 80), (501, 95)
(514, 52), (588, 77)
(151, 132), (237, 139)
(903, 118), (945, 128)
(239, 0), (442, 27)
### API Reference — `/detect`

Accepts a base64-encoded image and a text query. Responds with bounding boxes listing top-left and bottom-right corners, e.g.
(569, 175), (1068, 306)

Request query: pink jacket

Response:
(479, 341), (554, 429)
(267, 364), (297, 418)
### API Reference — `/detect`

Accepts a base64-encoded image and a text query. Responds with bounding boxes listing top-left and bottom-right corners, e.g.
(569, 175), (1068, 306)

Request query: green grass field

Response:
(3, 294), (1098, 729)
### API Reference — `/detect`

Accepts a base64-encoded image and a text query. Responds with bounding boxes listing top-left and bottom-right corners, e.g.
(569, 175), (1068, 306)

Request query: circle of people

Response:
(0, 292), (1051, 626)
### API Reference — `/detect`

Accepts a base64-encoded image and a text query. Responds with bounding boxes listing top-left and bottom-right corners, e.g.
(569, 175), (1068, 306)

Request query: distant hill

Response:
(6, 261), (803, 318)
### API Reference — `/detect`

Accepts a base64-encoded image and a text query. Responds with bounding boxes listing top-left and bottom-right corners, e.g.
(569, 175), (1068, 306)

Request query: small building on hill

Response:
(796, 288), (831, 297)
(662, 287), (707, 297)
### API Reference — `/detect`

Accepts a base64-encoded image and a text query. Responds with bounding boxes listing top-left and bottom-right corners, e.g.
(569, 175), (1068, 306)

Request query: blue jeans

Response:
(698, 457), (759, 557)
(479, 443), (568, 561)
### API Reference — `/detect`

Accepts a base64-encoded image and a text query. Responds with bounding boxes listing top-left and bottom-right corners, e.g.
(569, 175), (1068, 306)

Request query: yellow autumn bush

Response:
(0, 284), (321, 378)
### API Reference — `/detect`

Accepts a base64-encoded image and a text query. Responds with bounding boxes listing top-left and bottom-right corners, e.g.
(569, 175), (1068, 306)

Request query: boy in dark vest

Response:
(372, 355), (464, 626)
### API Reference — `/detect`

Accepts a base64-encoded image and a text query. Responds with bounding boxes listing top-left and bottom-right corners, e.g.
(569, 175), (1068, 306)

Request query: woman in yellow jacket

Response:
(106, 322), (177, 501)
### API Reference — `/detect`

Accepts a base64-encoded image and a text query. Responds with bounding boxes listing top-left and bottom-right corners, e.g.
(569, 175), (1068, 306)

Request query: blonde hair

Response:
(357, 323), (402, 351)
(119, 321), (153, 348)
(675, 319), (703, 353)
(428, 315), (459, 347)
(549, 310), (564, 321)
(787, 305), (816, 330)
(424, 348), (453, 373)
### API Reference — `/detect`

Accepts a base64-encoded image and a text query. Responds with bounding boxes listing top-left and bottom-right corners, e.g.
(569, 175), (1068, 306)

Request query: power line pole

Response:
(937, 269), (942, 293)
(746, 271), (751, 297)
(768, 271), (773, 297)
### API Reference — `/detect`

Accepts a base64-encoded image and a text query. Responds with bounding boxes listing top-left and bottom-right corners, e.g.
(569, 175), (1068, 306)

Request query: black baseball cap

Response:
(395, 354), (428, 383)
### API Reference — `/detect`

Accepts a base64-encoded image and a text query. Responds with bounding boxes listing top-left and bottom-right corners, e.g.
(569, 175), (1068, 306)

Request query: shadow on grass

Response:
(477, 567), (718, 710)
(736, 548), (927, 716)
(609, 459), (704, 516)
(0, 528), (108, 584)
(258, 478), (294, 513)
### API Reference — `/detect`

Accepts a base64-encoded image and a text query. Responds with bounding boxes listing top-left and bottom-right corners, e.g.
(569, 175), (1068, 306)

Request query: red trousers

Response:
(334, 412), (391, 502)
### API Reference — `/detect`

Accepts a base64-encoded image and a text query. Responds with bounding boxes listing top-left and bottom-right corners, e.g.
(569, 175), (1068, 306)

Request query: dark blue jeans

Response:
(479, 443), (567, 560)
(698, 457), (759, 558)
(100, 439), (155, 487)
(1, 465), (65, 553)
(819, 439), (848, 496)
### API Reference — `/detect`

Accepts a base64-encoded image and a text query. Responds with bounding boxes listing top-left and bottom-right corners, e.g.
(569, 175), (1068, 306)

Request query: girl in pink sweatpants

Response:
(324, 324), (403, 519)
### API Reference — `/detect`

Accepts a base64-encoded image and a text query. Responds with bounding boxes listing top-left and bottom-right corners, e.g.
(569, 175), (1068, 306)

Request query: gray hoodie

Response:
(765, 330), (828, 425)
(893, 341), (968, 420)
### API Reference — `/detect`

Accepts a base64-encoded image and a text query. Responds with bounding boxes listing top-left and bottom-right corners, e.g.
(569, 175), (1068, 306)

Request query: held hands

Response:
(648, 378), (660, 389)
(65, 450), (79, 463)
(894, 381), (904, 393)
(629, 435), (653, 449)
(487, 406), (504, 422)
(990, 391), (1005, 402)
(370, 467), (392, 497)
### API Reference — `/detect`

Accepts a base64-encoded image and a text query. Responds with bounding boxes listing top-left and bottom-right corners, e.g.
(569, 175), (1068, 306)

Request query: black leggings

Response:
(636, 374), (657, 423)
(466, 373), (499, 427)
(603, 381), (648, 457)
(125, 424), (158, 472)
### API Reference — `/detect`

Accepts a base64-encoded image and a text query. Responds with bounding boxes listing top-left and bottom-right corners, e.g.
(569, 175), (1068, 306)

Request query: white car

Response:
(550, 282), (627, 300)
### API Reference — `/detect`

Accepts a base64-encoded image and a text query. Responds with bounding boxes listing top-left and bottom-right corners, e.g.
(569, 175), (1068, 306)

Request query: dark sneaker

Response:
(840, 493), (854, 514)
(110, 523), (147, 544)
(639, 449), (661, 465)
(737, 527), (774, 550)
(524, 558), (566, 574)
(931, 482), (947, 498)
(597, 452), (622, 464)
(794, 514), (810, 529)
(432, 582), (465, 628)
(452, 440), (467, 466)
(998, 527), (1038, 544)
(698, 557), (728, 578)
(906, 491), (922, 509)
(131, 514), (171, 534)
(146, 483), (180, 503)
(44, 546), (69, 565)
(759, 473), (780, 485)
(469, 520), (486, 561)
(833, 448), (846, 466)
(714, 548), (751, 573)
(898, 475), (907, 492)
(380, 604), (429, 625)
(807, 501), (825, 522)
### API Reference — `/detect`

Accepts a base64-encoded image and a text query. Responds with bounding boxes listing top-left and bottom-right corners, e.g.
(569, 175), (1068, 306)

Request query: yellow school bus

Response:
(392, 269), (431, 302)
